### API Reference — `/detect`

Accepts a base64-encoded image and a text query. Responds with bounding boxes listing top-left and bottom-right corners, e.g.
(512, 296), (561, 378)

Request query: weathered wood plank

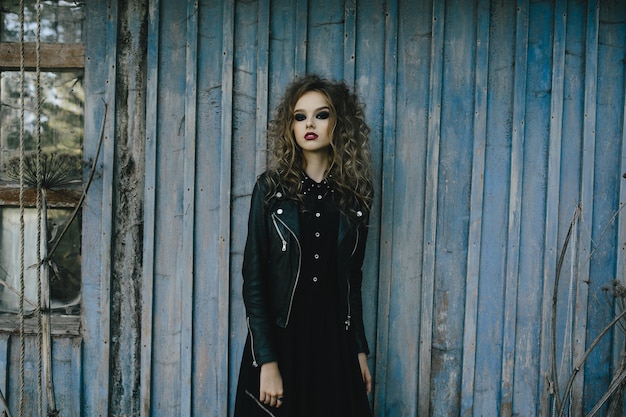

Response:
(229, 0), (262, 413)
(513, 0), (554, 414)
(460, 0), (489, 414)
(343, 0), (356, 83)
(140, 0), (159, 414)
(81, 0), (115, 415)
(0, 333), (9, 412)
(539, 0), (567, 414)
(0, 314), (79, 335)
(180, 0), (198, 416)
(418, 0), (444, 413)
(500, 0), (529, 415)
(255, 0), (270, 176)
(373, 0), (398, 412)
(354, 0), (386, 413)
(430, 0), (475, 413)
(218, 1), (235, 416)
(149, 0), (187, 413)
(571, 1), (598, 414)
(306, 0), (344, 78)
(0, 42), (84, 70)
(192, 0), (227, 414)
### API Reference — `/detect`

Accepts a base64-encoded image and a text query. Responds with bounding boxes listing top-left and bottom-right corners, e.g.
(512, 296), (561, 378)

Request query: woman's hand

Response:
(260, 361), (284, 408)
(358, 353), (372, 394)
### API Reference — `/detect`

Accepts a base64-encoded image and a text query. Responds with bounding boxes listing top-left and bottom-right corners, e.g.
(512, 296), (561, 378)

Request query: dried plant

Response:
(3, 152), (82, 189)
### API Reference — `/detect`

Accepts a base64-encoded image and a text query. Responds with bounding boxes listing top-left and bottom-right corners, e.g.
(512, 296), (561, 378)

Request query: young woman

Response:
(234, 74), (374, 417)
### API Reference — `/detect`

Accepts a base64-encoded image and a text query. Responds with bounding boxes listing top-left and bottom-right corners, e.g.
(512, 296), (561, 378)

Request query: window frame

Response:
(0, 37), (85, 335)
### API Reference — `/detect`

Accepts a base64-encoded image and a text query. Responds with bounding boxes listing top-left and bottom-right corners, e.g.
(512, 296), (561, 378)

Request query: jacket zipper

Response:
(271, 215), (287, 251)
(246, 317), (259, 367)
(271, 213), (302, 327)
(345, 228), (359, 330)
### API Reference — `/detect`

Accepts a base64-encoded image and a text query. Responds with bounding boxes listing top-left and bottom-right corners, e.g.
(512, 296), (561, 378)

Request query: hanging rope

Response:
(35, 0), (44, 416)
(18, 1), (27, 416)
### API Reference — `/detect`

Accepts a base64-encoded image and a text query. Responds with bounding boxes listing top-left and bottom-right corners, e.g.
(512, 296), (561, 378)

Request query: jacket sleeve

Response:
(242, 176), (277, 366)
(350, 219), (370, 355)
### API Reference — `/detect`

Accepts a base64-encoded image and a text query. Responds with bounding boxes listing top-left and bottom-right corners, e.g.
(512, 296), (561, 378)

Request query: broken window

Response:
(0, 1), (84, 318)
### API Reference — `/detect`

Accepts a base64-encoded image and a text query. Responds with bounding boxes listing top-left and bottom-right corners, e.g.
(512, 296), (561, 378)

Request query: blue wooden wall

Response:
(2, 0), (626, 416)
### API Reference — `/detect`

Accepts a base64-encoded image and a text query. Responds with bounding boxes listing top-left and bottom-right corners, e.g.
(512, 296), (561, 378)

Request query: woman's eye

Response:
(316, 111), (330, 120)
(294, 114), (306, 121)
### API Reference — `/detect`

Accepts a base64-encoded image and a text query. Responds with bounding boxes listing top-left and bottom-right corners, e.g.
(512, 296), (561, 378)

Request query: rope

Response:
(18, 1), (26, 416)
(35, 1), (44, 416)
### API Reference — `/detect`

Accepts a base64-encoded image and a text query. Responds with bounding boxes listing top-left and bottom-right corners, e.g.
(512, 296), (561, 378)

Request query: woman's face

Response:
(292, 90), (334, 156)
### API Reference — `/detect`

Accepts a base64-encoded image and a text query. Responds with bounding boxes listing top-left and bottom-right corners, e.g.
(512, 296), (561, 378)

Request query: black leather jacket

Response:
(242, 173), (370, 367)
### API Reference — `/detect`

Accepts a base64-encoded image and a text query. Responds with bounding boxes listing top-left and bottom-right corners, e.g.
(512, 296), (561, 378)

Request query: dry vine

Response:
(551, 204), (626, 417)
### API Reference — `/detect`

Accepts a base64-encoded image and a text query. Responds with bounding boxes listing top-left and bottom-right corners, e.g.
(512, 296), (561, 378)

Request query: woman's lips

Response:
(304, 132), (318, 140)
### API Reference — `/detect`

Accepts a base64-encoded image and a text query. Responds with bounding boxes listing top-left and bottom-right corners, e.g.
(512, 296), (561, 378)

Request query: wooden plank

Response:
(418, 0), (444, 414)
(613, 3), (626, 416)
(500, 1), (529, 415)
(218, 1), (234, 416)
(71, 337), (81, 417)
(80, 0), (116, 415)
(0, 333), (9, 412)
(343, 0), (356, 83)
(179, 0), (198, 415)
(255, 0), (270, 176)
(614, 0), (626, 402)
(0, 314), (79, 335)
(192, 1), (227, 414)
(374, 0), (398, 413)
(140, 0), (159, 414)
(148, 0), (187, 413)
(513, 1), (554, 414)
(539, 0), (567, 414)
(0, 42), (84, 70)
(572, 1), (598, 414)
(294, 0), (308, 77)
(0, 187), (80, 208)
(229, 0), (263, 413)
(460, 0), (489, 414)
(353, 0), (385, 413)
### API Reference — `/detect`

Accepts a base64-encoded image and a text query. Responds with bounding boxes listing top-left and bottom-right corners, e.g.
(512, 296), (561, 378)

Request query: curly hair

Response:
(264, 74), (374, 221)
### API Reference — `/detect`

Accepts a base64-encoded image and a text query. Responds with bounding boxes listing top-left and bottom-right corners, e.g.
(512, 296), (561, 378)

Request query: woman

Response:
(235, 74), (374, 417)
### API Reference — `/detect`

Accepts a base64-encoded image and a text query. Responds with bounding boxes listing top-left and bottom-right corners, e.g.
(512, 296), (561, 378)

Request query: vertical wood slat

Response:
(374, 0), (398, 413)
(256, 0), (270, 175)
(539, 0), (567, 414)
(418, 0), (445, 415)
(0, 334), (8, 412)
(141, 0), (160, 414)
(180, 1), (198, 416)
(500, 1), (529, 415)
(80, 0), (117, 415)
(294, 0), (308, 76)
(218, 1), (235, 415)
(572, 1), (599, 414)
(460, 0), (489, 413)
(71, 338), (81, 417)
(343, 0), (356, 83)
(615, 0), (626, 406)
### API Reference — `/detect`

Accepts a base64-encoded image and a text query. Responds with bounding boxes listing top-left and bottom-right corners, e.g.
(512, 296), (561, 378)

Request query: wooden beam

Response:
(0, 314), (80, 336)
(0, 42), (84, 70)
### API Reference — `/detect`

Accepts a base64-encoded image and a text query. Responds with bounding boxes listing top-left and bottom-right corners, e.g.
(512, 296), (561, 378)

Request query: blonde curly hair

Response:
(264, 74), (374, 221)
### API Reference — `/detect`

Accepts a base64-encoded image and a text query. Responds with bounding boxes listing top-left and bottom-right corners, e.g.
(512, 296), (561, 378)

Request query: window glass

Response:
(1, 0), (84, 43)
(0, 208), (80, 313)
(0, 71), (84, 183)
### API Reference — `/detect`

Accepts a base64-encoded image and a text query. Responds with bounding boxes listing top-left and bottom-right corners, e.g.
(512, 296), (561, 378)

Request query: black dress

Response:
(234, 176), (372, 417)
